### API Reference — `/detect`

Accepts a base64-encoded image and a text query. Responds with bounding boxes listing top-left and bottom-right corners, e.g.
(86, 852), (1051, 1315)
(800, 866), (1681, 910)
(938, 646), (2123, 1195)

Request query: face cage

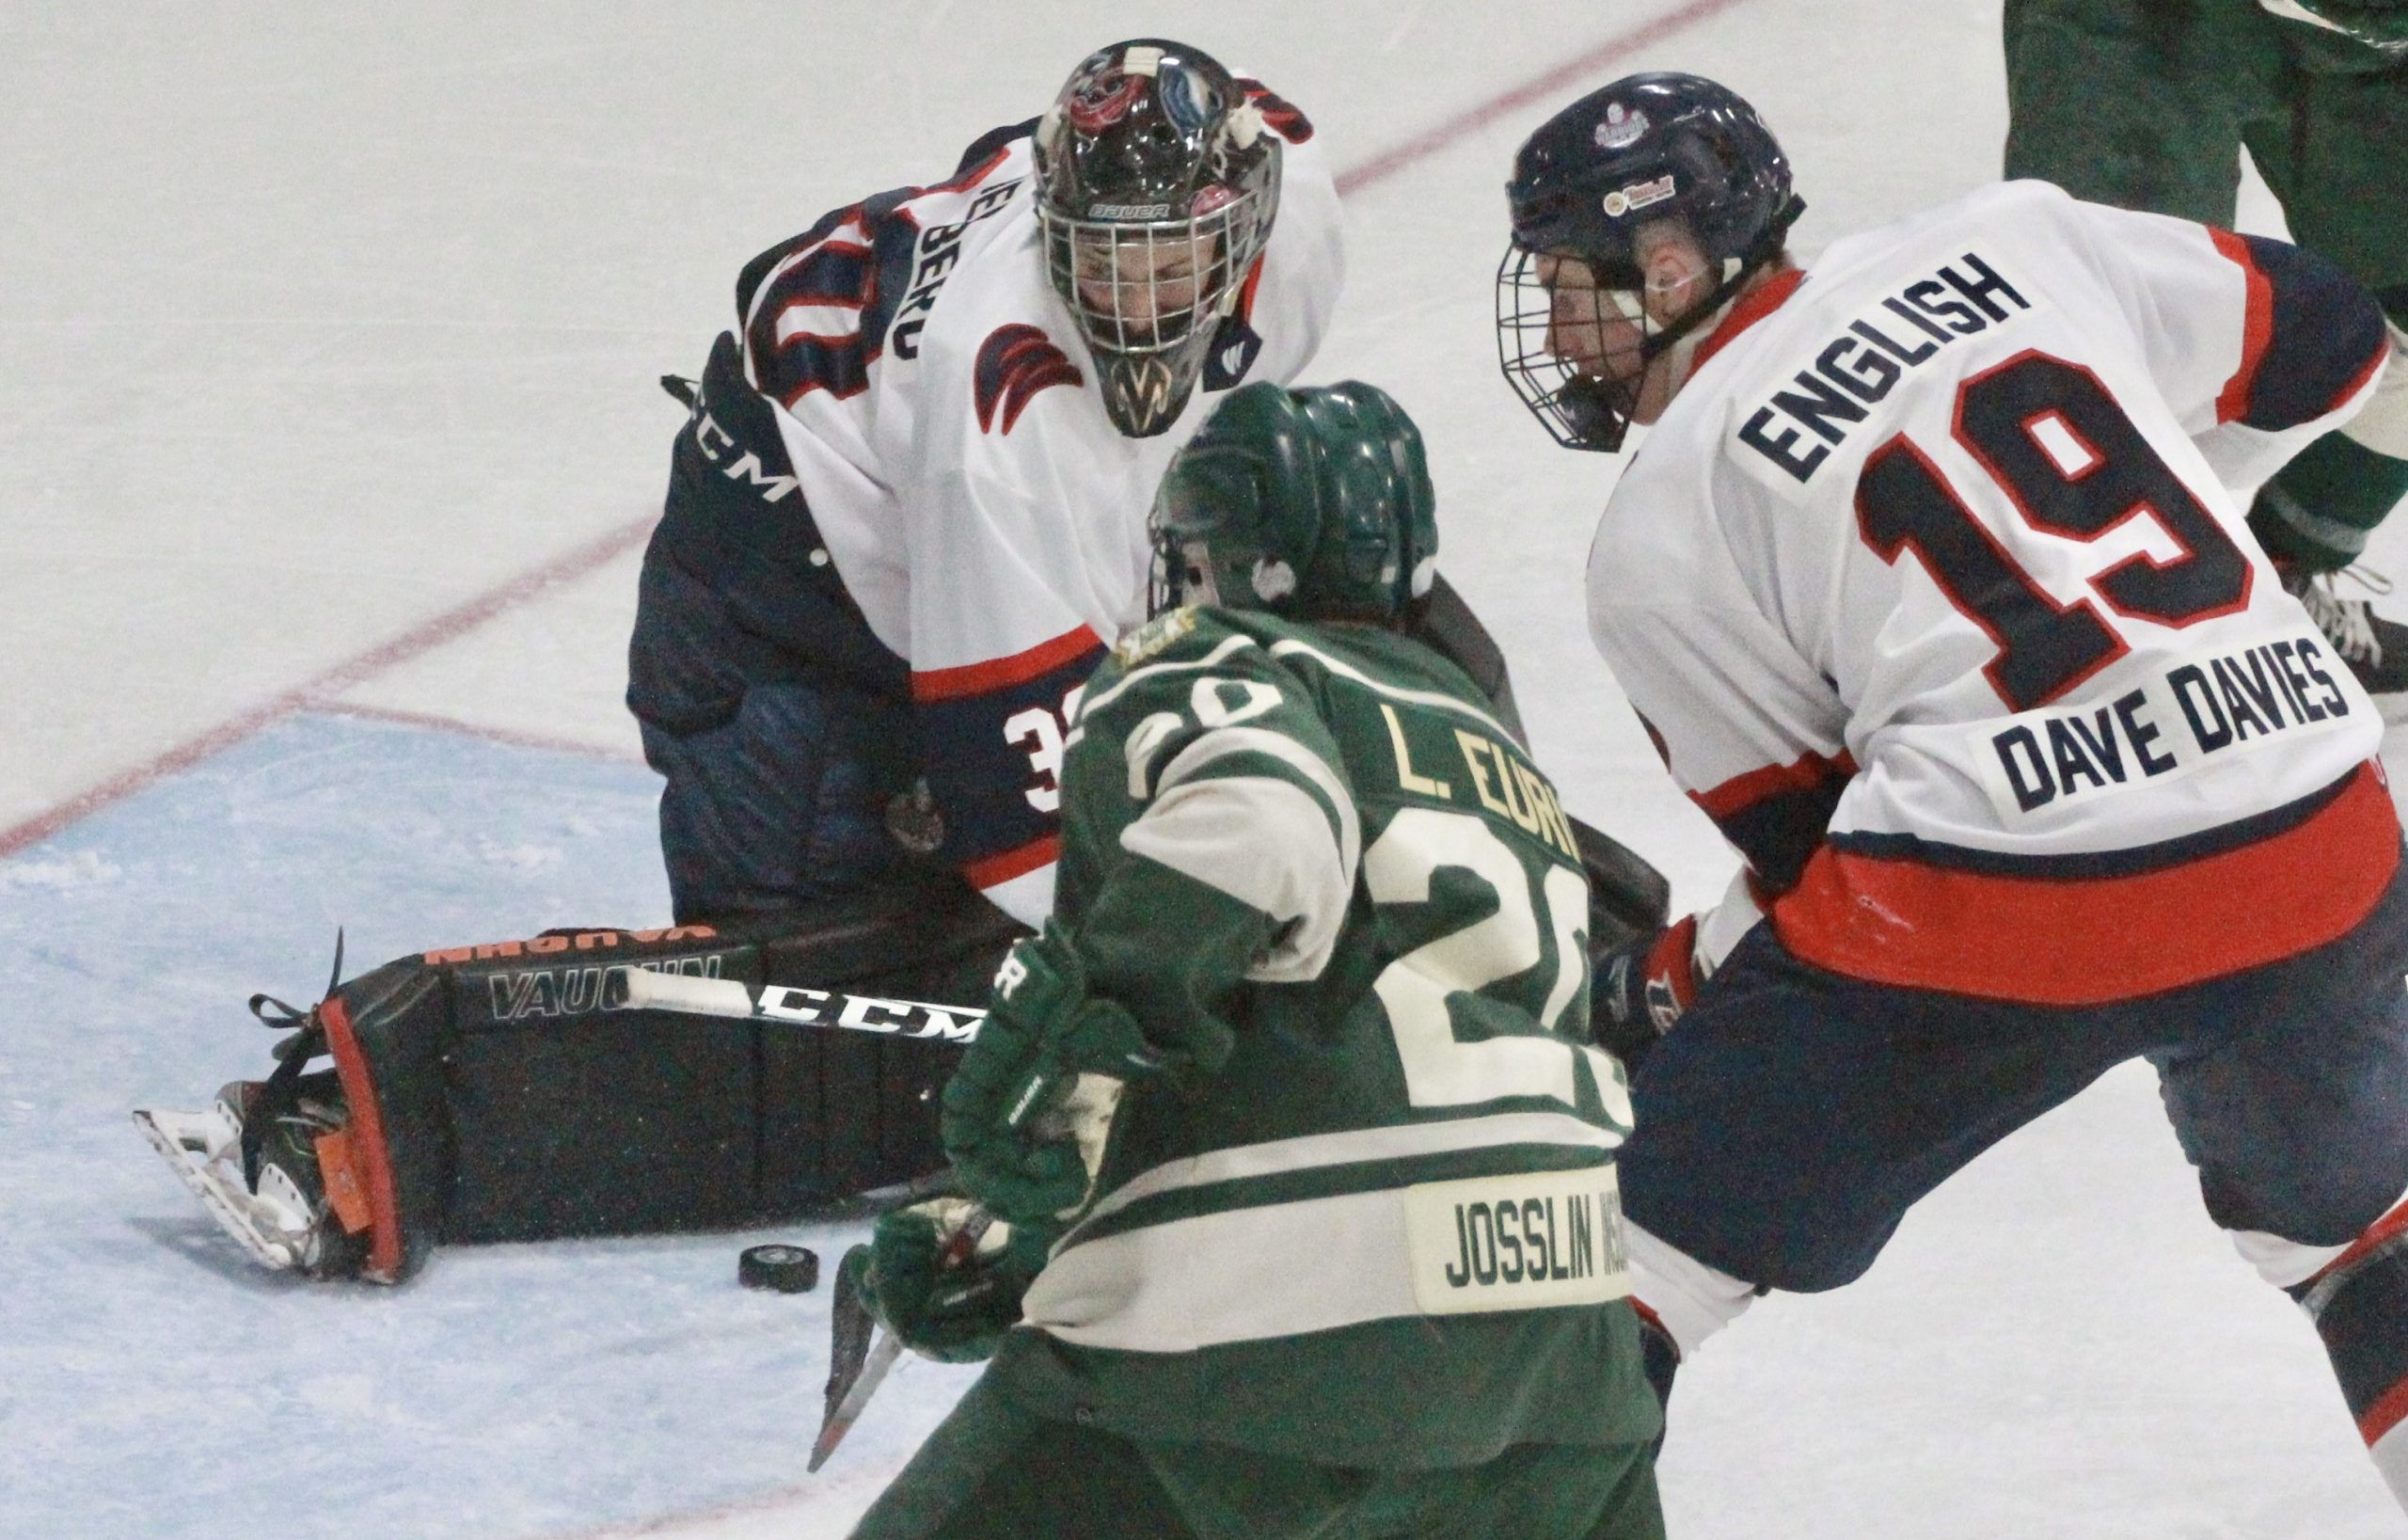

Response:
(1041, 189), (1268, 361)
(1494, 246), (1650, 452)
(1146, 530), (1189, 616)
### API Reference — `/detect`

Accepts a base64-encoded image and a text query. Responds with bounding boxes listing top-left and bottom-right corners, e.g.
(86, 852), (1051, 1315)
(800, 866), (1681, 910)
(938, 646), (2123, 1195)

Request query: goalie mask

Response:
(1035, 40), (1281, 437)
(1151, 381), (1437, 625)
(1497, 72), (1803, 452)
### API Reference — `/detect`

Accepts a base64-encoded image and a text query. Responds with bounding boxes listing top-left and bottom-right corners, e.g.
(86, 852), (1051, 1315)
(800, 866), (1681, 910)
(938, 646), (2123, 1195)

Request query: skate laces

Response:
(239, 930), (346, 1183)
(2288, 564), (2390, 667)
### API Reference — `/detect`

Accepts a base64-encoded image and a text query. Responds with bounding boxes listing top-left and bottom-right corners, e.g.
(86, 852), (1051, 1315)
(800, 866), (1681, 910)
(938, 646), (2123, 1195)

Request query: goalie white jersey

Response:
(1590, 181), (2398, 1004)
(737, 95), (1342, 924)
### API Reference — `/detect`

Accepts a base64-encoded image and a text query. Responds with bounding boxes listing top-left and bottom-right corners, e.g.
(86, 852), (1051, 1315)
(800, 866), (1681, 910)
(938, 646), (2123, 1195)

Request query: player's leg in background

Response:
(2155, 860), (2408, 1508)
(846, 1373), (1198, 1540)
(2237, 49), (2408, 706)
(1998, 0), (2408, 703)
(2000, 0), (2257, 222)
(1612, 926), (2149, 1423)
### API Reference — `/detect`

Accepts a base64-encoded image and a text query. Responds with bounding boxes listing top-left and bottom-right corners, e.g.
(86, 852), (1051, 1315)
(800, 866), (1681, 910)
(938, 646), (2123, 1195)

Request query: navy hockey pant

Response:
(628, 328), (920, 925)
(637, 671), (915, 924)
(1619, 851), (2408, 1488)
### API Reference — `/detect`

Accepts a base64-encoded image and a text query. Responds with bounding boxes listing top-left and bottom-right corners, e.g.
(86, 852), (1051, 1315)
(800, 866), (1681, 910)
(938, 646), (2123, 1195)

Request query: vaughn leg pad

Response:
(166, 873), (1021, 1282)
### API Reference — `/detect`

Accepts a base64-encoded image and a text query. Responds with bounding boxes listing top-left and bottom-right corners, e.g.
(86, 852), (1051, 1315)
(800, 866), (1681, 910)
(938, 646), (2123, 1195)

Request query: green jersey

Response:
(985, 606), (1660, 1467)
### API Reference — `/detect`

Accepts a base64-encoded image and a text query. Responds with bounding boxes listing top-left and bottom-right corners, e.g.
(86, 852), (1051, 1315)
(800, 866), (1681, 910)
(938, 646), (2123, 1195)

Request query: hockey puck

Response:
(738, 1243), (819, 1294)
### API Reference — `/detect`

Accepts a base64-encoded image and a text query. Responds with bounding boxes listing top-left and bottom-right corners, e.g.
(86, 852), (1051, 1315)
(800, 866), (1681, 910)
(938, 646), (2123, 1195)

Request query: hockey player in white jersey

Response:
(129, 42), (1345, 1286)
(1497, 72), (2408, 1508)
(614, 40), (1345, 1203)
(631, 40), (1341, 932)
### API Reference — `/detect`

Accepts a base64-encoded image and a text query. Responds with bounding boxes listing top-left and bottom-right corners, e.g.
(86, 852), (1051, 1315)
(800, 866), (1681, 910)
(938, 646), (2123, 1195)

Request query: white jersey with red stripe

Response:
(1589, 180), (2397, 1004)
(737, 100), (1342, 924)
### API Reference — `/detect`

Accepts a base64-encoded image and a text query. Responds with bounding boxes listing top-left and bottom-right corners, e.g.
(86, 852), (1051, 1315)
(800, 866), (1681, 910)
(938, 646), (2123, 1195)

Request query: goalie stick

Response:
(605, 967), (986, 1043)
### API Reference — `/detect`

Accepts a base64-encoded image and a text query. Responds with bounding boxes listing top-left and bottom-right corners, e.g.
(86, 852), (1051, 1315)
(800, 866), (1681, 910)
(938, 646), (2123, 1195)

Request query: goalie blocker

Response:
(150, 873), (1020, 1284)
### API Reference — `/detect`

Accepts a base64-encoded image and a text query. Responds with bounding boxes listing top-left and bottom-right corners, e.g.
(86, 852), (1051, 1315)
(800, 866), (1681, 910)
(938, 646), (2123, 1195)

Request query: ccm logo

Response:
(974, 325), (1082, 435)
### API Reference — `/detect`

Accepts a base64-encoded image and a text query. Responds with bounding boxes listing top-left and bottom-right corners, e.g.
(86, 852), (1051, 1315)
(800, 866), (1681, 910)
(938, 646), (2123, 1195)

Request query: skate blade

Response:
(133, 1107), (304, 1272)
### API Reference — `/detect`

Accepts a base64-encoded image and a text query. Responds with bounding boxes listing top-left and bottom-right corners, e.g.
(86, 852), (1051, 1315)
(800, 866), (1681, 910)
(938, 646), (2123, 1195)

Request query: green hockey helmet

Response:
(1151, 380), (1438, 623)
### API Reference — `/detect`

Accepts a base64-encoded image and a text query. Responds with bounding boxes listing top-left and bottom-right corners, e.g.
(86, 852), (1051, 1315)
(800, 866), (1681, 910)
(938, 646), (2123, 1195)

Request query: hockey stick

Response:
(808, 1211), (998, 1472)
(606, 968), (984, 1044)
(810, 1245), (898, 1473)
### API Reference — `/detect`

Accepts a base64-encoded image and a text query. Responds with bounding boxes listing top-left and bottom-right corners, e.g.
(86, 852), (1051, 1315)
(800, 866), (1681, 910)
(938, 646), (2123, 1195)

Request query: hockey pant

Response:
(847, 1373), (1666, 1540)
(1616, 851), (2408, 1503)
(629, 328), (920, 923)
(308, 869), (1020, 1282)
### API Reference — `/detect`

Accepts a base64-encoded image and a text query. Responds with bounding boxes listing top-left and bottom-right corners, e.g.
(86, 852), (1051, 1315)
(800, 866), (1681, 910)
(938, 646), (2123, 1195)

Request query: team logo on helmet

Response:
(1593, 102), (1649, 150)
(1065, 70), (1147, 133)
(1159, 61), (1213, 134)
(1601, 174), (1676, 218)
(1105, 354), (1180, 436)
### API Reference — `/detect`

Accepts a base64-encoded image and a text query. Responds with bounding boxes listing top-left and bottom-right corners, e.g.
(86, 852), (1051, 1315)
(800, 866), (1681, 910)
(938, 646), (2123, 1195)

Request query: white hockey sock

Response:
(1626, 1219), (1757, 1358)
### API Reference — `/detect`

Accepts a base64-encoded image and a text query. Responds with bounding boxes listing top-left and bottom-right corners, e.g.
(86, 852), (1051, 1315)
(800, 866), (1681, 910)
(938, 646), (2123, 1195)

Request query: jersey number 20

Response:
(1365, 807), (1630, 1127)
(1855, 350), (2253, 712)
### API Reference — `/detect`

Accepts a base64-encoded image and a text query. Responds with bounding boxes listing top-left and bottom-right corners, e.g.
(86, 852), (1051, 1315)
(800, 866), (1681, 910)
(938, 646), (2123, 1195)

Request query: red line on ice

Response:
(0, 0), (1752, 862)
(1333, 0), (1761, 197)
(312, 701), (645, 766)
(0, 515), (655, 858)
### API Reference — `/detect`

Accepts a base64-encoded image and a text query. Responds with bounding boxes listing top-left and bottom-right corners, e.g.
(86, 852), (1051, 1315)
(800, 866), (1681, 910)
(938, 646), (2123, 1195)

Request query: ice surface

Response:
(5, 2), (2404, 1535)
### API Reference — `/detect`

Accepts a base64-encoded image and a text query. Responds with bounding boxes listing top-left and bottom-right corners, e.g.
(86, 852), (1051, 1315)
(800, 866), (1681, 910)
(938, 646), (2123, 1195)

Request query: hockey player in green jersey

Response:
(2004, 0), (2408, 705)
(841, 380), (1667, 1539)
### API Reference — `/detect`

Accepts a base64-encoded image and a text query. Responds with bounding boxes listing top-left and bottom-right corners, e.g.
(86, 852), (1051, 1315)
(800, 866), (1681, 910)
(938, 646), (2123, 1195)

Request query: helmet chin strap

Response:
(1652, 257), (1747, 398)
(1590, 256), (1743, 417)
(1632, 193), (1806, 386)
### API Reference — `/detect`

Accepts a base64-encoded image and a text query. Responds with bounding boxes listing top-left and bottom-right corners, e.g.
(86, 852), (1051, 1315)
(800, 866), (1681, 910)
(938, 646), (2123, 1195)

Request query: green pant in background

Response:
(2004, 0), (2408, 576)
(848, 1375), (1667, 1540)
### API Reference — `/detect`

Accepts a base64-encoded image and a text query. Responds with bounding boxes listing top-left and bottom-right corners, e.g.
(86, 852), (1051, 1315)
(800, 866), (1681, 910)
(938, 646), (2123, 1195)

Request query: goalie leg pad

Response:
(319, 957), (453, 1281)
(152, 871), (1021, 1283)
(752, 877), (1024, 1203)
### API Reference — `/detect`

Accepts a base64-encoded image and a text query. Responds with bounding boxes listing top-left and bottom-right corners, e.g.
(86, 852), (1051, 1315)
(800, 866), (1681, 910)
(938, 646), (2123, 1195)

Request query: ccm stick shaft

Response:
(607, 967), (985, 1043)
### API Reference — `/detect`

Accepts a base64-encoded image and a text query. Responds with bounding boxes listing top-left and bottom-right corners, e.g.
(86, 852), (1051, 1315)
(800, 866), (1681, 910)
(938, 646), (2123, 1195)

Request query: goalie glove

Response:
(845, 1199), (1051, 1363)
(940, 927), (1165, 1229)
(1593, 914), (1700, 1068)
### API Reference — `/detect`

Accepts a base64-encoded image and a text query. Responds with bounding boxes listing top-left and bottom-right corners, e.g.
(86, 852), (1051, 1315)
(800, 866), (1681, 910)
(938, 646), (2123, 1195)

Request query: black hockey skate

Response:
(135, 943), (371, 1278)
(2285, 564), (2408, 722)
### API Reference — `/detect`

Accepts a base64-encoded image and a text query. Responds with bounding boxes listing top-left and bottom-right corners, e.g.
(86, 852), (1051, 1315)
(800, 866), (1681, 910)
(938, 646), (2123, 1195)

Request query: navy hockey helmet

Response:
(1151, 381), (1437, 625)
(1497, 72), (1803, 451)
(1035, 40), (1282, 438)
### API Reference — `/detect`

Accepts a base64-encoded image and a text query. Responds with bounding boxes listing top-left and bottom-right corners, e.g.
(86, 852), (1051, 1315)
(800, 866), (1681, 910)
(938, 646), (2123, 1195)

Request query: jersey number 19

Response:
(1856, 350), (2254, 712)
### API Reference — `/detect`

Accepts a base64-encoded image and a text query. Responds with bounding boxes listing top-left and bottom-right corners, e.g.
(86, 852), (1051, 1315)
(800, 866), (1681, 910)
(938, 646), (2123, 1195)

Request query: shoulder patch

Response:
(1112, 606), (1199, 666)
(975, 324), (1083, 435)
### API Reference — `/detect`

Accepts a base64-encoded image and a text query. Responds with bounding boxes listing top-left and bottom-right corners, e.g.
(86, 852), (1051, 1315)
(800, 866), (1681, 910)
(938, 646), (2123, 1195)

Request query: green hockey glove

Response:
(846, 1199), (1050, 1363)
(941, 927), (1164, 1228)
